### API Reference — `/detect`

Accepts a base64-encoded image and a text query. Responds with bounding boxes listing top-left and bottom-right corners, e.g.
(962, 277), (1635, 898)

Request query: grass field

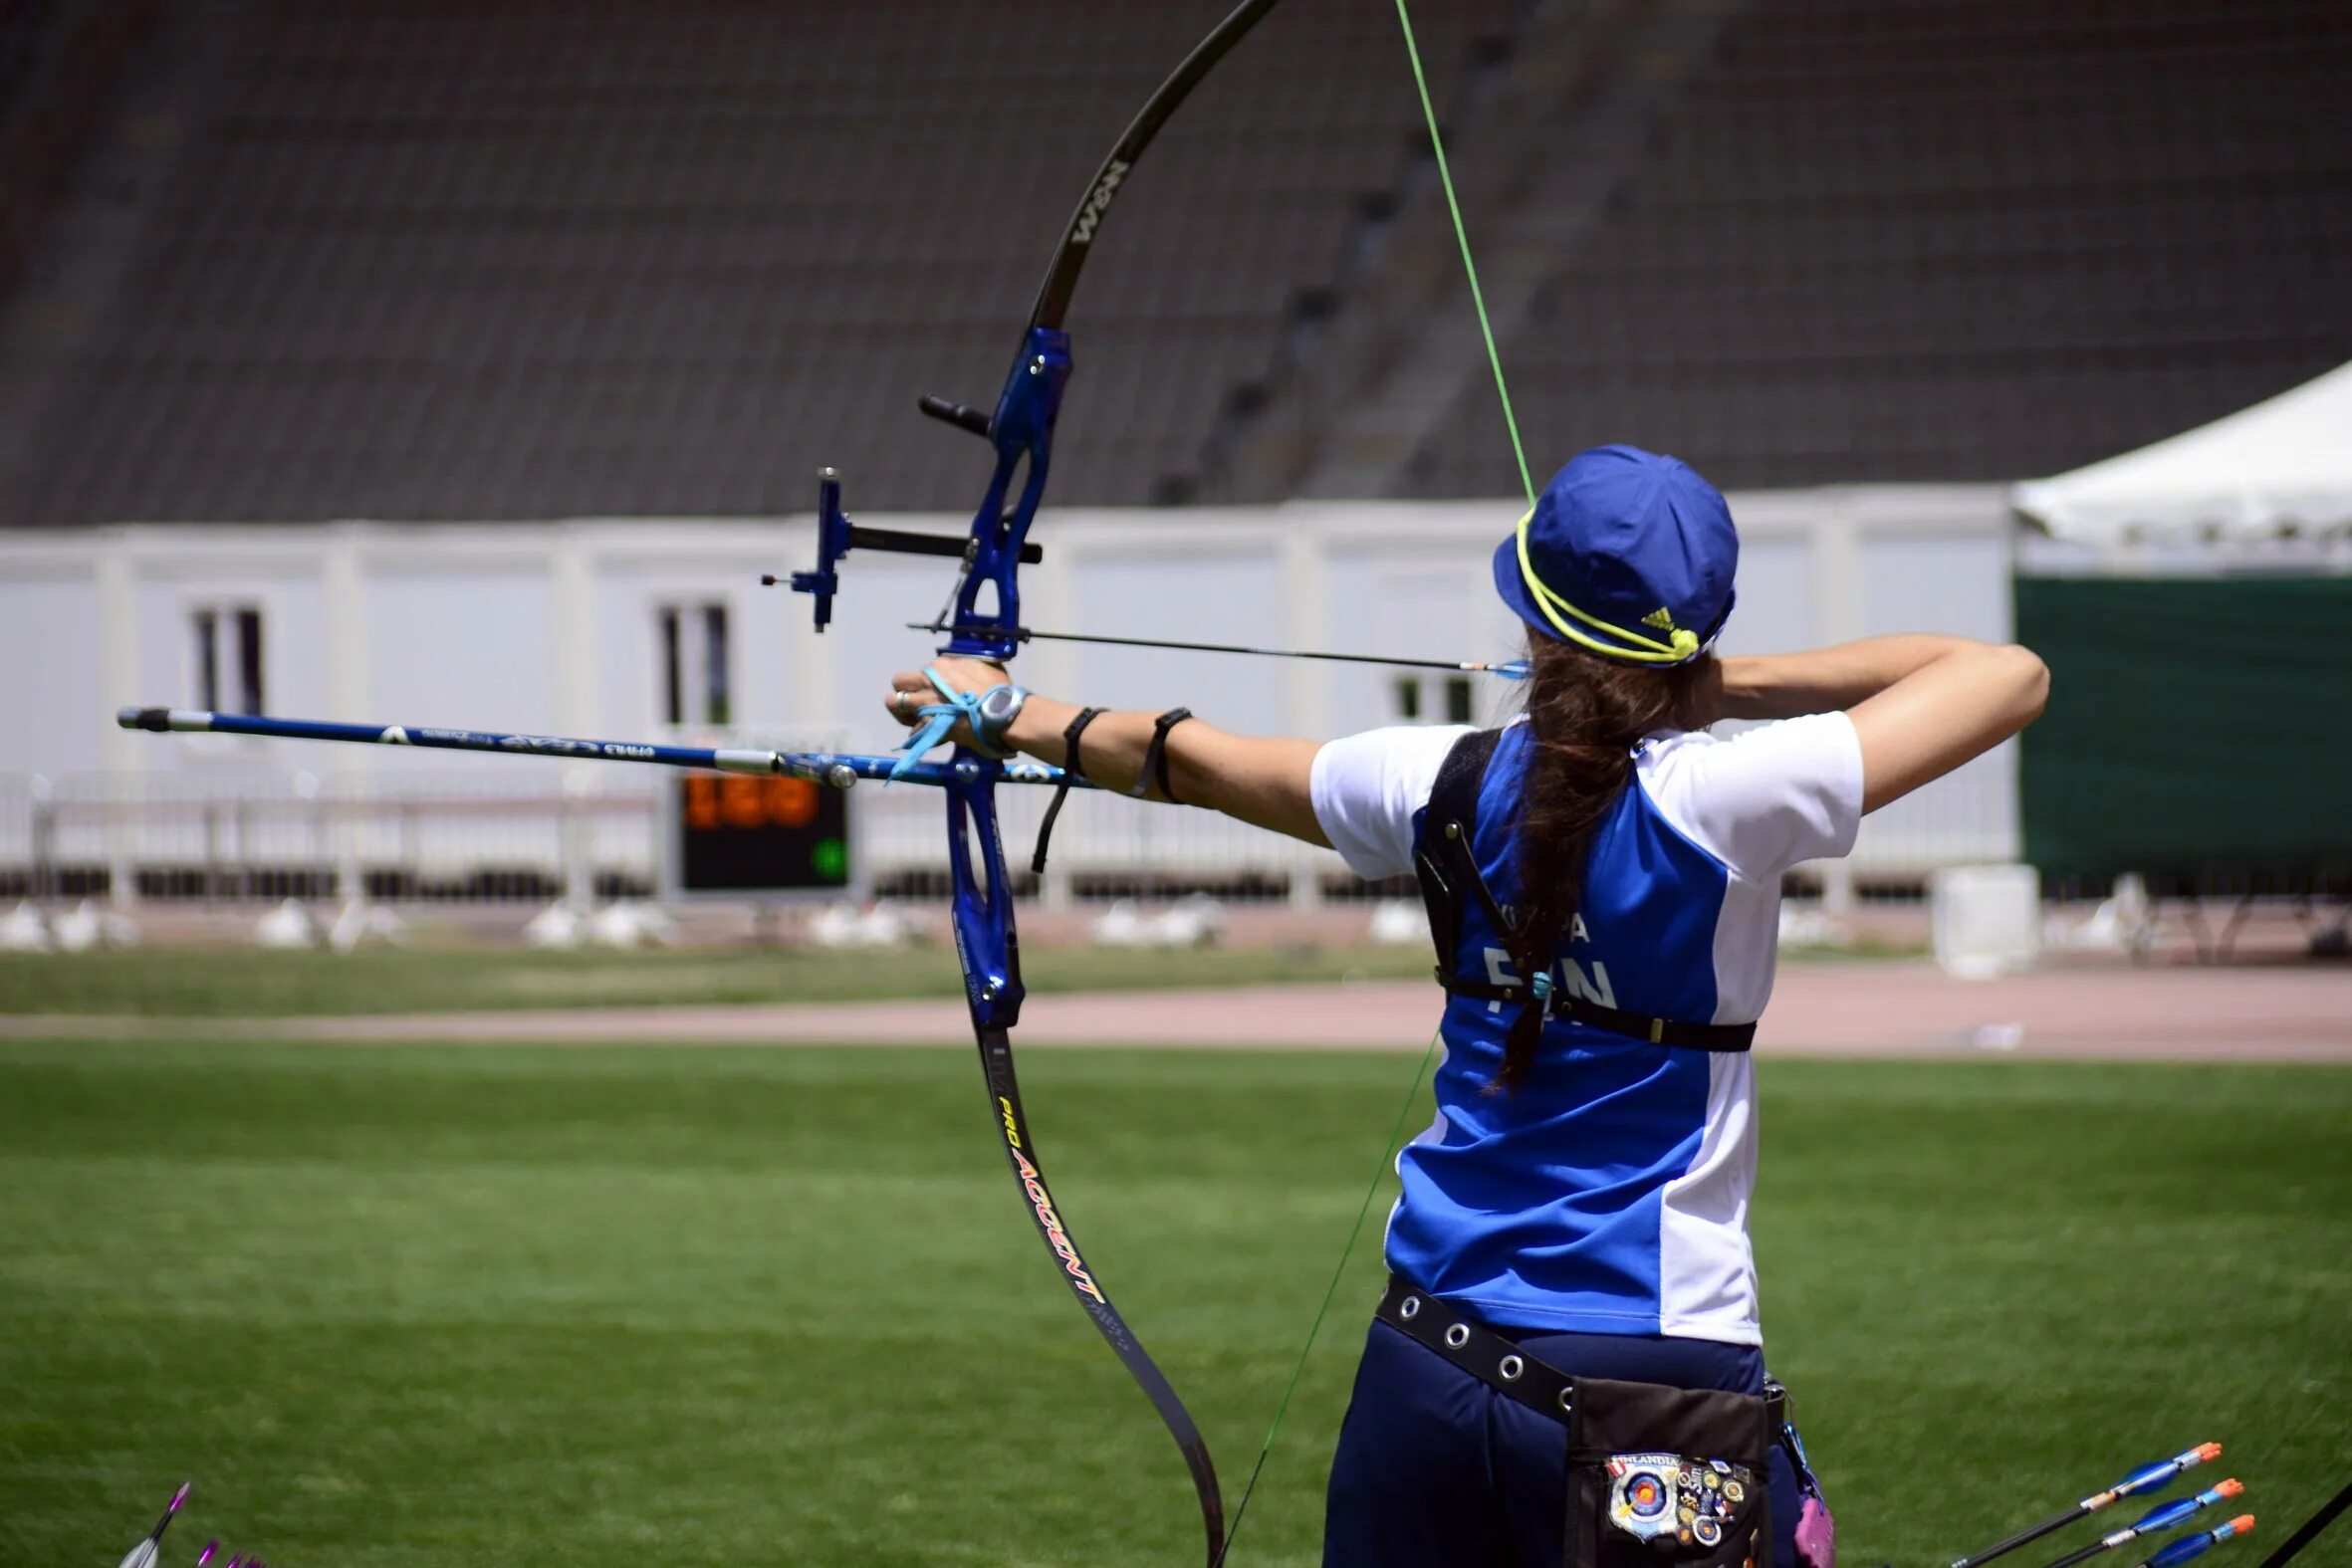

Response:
(0, 939), (1925, 1019)
(0, 944), (1442, 1017)
(2, 1038), (2345, 1566)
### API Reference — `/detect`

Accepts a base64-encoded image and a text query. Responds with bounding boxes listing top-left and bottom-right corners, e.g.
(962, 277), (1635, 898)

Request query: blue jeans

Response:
(1322, 1318), (1804, 1567)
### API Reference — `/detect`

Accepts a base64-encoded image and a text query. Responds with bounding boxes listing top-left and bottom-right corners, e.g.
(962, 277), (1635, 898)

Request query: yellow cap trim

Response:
(1513, 509), (1703, 665)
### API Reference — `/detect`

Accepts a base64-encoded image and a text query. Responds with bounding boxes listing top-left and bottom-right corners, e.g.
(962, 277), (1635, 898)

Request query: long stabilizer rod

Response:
(115, 707), (1086, 791)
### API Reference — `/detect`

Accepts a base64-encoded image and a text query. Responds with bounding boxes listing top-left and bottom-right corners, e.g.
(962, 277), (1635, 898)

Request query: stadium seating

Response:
(1397, 0), (2352, 495)
(0, 0), (1512, 524)
(0, 0), (2345, 523)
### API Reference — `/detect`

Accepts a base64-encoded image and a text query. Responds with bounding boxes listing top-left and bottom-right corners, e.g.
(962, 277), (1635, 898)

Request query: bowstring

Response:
(1218, 5), (1524, 1557)
(1210, 1029), (1441, 1565)
(1393, 0), (1535, 511)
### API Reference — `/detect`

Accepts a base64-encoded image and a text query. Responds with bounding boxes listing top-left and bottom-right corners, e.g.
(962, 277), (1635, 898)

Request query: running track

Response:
(41, 959), (2339, 1061)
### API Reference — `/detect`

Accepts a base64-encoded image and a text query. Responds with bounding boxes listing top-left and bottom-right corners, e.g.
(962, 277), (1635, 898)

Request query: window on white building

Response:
(658, 602), (732, 727)
(191, 605), (265, 715)
(1392, 674), (1473, 725)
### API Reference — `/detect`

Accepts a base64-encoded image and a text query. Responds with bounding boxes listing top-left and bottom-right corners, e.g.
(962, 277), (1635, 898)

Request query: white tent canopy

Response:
(2011, 361), (2352, 547)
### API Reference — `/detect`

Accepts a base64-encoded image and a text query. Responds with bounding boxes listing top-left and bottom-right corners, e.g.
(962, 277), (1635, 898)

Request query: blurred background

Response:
(0, 0), (2347, 959)
(1, 3), (2348, 1564)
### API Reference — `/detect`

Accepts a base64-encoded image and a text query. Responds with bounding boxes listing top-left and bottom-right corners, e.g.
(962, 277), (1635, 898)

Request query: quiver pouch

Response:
(1563, 1375), (1773, 1568)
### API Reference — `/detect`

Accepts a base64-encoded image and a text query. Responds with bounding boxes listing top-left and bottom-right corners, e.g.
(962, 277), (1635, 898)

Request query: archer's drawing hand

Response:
(884, 656), (1013, 745)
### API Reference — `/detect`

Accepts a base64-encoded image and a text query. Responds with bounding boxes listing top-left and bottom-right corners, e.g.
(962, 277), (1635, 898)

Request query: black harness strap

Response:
(1411, 727), (1759, 1053)
(1030, 705), (1104, 875)
(1412, 727), (1504, 977)
(1555, 1002), (1750, 1051)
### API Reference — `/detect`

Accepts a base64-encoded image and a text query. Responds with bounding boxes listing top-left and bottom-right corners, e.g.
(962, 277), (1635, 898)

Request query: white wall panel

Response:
(1714, 535), (1814, 656)
(364, 569), (555, 778)
(0, 486), (2024, 890)
(0, 572), (105, 775)
(1060, 547), (1290, 731)
(1863, 534), (2011, 640)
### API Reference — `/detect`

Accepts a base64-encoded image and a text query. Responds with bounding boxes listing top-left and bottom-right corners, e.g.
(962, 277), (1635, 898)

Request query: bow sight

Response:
(769, 466), (1043, 636)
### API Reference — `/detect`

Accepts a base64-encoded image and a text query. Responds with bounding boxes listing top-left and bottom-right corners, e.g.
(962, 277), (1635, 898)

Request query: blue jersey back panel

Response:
(1386, 724), (1754, 1340)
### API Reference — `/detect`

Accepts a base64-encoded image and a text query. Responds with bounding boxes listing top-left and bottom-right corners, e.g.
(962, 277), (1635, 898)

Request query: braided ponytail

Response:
(1492, 636), (1714, 1093)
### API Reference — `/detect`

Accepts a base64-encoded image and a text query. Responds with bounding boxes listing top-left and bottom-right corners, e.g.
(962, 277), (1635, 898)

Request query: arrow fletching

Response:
(2040, 1481), (2247, 1568)
(2130, 1481), (2246, 1538)
(2137, 1515), (2253, 1568)
(1958, 1445), (2226, 1568)
(118, 1481), (193, 1568)
(2102, 1445), (2229, 1509)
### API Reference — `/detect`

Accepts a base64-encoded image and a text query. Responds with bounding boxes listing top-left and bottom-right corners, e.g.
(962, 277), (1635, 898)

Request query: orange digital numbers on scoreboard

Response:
(682, 775), (721, 829)
(766, 776), (820, 828)
(685, 774), (822, 829)
(720, 776), (766, 827)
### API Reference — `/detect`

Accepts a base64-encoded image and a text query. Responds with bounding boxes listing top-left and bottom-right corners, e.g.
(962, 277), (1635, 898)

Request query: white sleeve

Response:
(1309, 725), (1476, 880)
(1648, 712), (1865, 882)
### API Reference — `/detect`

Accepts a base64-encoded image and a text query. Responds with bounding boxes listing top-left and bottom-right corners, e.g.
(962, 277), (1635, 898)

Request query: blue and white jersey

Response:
(1310, 713), (1863, 1346)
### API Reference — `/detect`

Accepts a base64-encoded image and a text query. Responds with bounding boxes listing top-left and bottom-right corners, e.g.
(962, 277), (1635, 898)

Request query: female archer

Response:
(887, 443), (2048, 1568)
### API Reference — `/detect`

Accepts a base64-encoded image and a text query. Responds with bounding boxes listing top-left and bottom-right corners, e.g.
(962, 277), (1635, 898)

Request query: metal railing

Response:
(0, 772), (661, 906)
(0, 758), (2019, 911)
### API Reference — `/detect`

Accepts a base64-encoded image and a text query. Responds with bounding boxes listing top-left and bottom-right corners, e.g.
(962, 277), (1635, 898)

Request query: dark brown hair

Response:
(1494, 634), (1716, 1092)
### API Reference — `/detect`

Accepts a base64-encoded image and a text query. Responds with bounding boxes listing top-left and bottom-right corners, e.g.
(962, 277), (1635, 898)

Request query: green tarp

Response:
(2014, 574), (2352, 888)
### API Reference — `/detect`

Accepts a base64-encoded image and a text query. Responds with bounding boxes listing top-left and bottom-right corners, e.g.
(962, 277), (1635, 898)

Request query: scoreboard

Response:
(670, 773), (851, 896)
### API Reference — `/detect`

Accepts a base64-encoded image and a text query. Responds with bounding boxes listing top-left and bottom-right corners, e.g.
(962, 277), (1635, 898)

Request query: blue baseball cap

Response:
(1491, 444), (1738, 665)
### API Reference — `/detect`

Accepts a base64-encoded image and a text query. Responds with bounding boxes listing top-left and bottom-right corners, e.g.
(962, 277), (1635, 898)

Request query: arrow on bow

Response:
(902, 621), (1530, 679)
